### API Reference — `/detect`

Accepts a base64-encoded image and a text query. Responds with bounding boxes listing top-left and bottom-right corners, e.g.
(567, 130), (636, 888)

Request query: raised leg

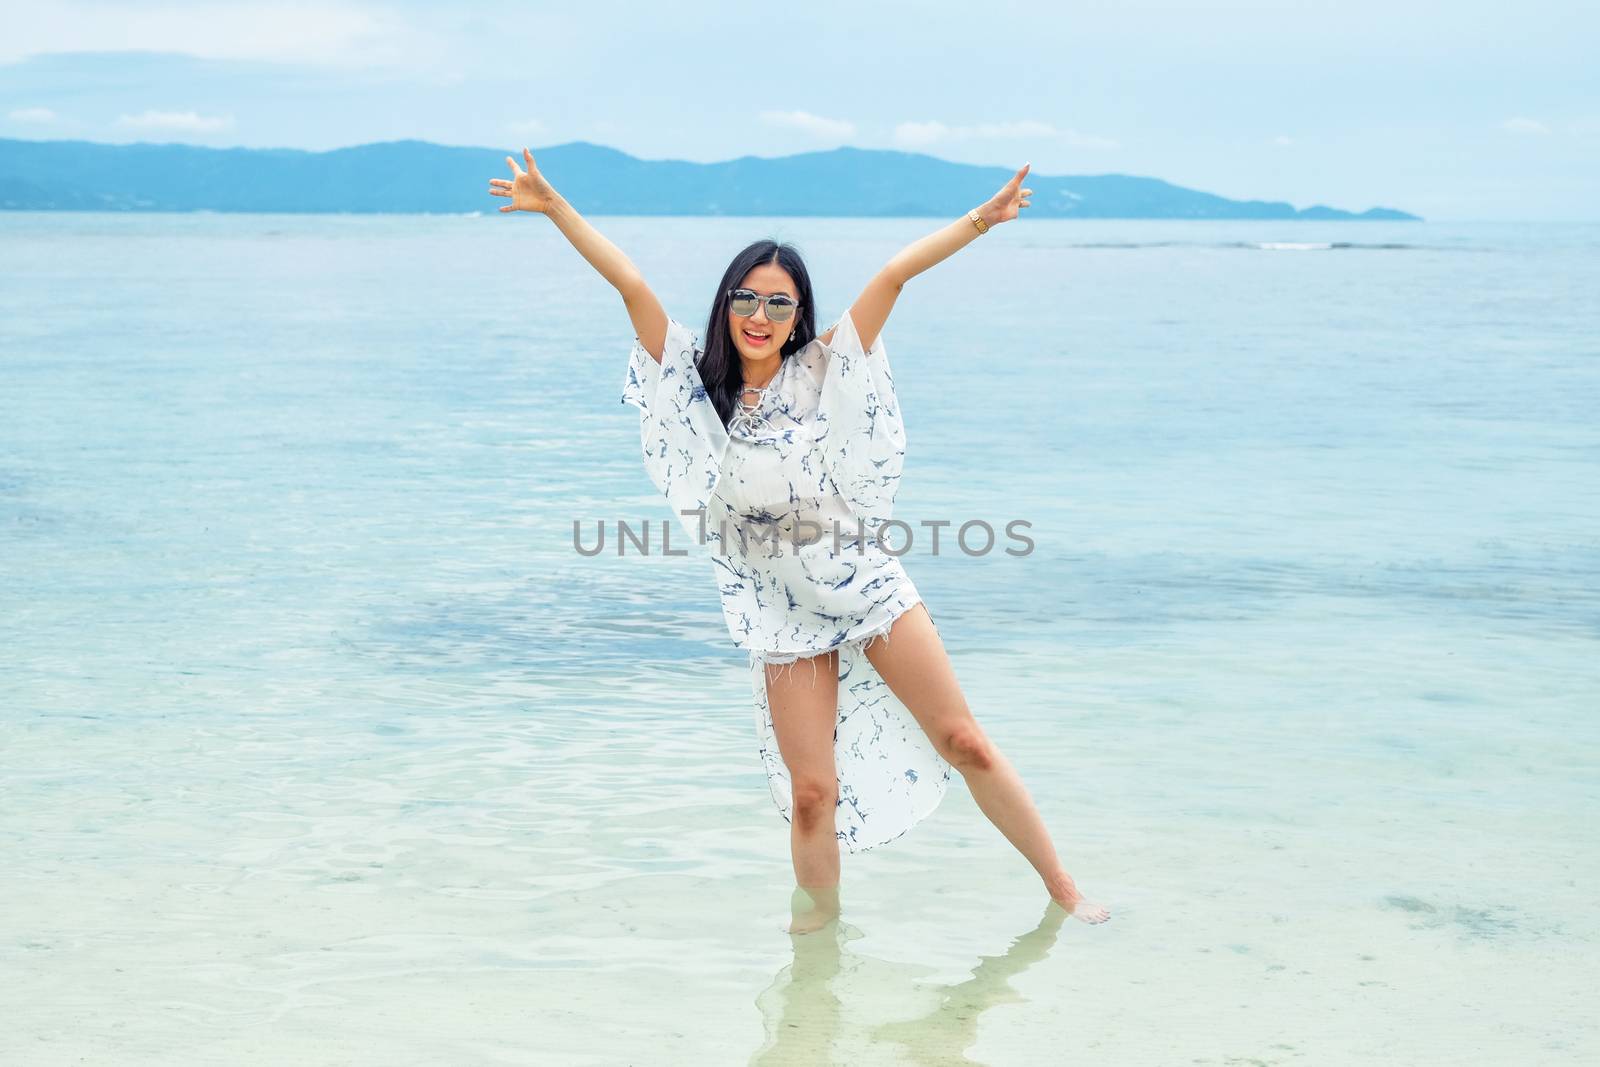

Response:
(863, 603), (1110, 924)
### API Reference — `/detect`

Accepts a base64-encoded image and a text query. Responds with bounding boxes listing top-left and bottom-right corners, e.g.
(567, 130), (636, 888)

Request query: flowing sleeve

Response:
(813, 308), (907, 529)
(620, 315), (731, 547)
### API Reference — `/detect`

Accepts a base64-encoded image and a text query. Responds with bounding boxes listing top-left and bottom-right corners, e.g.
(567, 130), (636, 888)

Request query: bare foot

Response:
(786, 907), (836, 935)
(783, 884), (841, 935)
(1045, 869), (1111, 924)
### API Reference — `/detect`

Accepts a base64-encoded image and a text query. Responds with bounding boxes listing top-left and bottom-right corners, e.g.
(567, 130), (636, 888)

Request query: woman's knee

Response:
(790, 777), (839, 830)
(940, 720), (995, 771)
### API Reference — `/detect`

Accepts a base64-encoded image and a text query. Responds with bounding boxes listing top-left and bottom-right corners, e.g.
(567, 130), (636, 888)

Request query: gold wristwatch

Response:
(967, 209), (990, 234)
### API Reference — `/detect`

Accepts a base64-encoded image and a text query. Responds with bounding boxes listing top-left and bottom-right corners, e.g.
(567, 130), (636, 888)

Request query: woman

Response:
(490, 149), (1109, 931)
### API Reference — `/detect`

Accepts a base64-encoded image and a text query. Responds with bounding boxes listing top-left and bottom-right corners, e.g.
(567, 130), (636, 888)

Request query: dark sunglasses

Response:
(727, 288), (800, 322)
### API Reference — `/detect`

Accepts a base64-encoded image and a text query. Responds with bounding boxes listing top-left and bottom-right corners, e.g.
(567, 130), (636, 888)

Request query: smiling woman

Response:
(489, 147), (1109, 929)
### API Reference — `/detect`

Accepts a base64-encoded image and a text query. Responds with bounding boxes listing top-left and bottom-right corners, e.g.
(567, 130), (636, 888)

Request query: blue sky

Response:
(3, 0), (1596, 220)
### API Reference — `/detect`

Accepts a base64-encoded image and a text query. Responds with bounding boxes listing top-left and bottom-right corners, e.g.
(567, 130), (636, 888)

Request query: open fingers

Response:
(505, 154), (524, 177)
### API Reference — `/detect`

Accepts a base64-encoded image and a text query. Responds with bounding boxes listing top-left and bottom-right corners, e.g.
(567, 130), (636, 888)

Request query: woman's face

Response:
(728, 262), (800, 361)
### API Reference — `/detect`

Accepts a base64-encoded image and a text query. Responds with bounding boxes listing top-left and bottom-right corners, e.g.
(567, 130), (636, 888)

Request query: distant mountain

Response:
(0, 137), (1420, 220)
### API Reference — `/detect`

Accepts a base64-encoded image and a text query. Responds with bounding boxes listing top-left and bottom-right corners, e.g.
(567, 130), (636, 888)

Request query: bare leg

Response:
(764, 650), (845, 933)
(864, 604), (1110, 924)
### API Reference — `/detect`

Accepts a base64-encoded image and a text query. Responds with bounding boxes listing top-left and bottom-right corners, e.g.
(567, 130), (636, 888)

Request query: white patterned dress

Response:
(621, 308), (951, 853)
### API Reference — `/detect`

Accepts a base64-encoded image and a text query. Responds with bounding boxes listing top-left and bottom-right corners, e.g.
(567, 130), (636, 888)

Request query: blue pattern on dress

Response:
(621, 310), (951, 852)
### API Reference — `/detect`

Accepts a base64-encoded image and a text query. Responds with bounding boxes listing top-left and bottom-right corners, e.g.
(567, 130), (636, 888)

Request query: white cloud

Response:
(1273, 134), (1294, 145)
(1499, 117), (1551, 135)
(1061, 130), (1119, 150)
(973, 120), (1059, 139)
(892, 119), (1117, 150)
(758, 110), (856, 139)
(115, 109), (234, 132)
(891, 120), (951, 147)
(0, 2), (428, 68)
(8, 106), (58, 123)
(507, 118), (547, 136)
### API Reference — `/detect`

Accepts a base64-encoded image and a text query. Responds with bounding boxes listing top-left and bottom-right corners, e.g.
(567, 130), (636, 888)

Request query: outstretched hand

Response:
(488, 148), (559, 214)
(981, 163), (1033, 226)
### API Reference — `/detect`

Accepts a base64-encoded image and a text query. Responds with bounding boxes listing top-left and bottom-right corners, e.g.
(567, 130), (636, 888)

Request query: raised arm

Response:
(822, 163), (1033, 352)
(488, 147), (670, 363)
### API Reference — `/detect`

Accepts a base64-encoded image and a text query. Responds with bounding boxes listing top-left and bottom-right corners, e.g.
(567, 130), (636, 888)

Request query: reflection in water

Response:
(752, 887), (1072, 1065)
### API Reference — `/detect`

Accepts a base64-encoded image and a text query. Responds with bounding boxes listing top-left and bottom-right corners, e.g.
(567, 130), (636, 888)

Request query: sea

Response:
(2, 212), (1596, 1064)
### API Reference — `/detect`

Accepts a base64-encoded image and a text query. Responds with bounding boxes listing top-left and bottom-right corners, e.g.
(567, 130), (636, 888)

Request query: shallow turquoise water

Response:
(2, 212), (1597, 1064)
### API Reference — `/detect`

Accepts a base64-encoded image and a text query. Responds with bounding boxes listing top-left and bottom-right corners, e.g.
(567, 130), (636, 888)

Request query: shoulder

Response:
(788, 336), (831, 389)
(662, 315), (706, 361)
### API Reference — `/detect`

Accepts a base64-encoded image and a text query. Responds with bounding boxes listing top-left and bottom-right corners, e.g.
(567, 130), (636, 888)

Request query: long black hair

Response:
(698, 239), (819, 428)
